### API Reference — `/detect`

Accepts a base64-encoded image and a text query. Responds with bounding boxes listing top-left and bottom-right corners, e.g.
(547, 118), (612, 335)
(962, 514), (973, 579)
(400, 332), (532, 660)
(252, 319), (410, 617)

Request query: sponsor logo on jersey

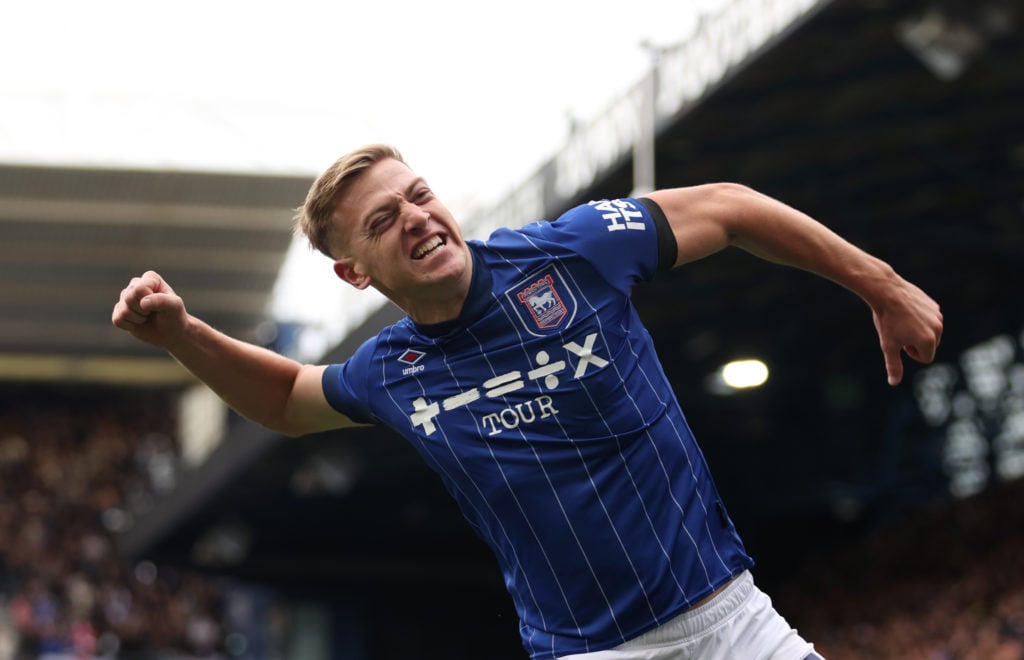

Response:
(592, 198), (646, 232)
(505, 264), (577, 337)
(398, 349), (426, 375)
(407, 332), (609, 437)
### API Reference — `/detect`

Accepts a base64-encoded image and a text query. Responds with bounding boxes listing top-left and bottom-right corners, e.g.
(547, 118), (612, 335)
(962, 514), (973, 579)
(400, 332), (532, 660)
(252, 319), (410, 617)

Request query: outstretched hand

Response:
(870, 276), (943, 386)
(111, 270), (189, 348)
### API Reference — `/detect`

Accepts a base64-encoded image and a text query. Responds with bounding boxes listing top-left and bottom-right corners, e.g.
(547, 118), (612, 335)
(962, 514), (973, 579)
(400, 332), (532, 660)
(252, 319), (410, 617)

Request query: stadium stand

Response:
(779, 476), (1024, 659)
(0, 385), (244, 657)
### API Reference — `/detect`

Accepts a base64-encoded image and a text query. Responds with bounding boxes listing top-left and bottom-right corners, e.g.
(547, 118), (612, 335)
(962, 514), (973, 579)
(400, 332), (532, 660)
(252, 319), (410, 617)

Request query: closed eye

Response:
(366, 214), (395, 239)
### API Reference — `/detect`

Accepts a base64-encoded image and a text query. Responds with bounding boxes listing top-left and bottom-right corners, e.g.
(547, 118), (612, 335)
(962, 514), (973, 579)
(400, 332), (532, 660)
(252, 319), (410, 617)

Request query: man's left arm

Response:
(644, 183), (943, 386)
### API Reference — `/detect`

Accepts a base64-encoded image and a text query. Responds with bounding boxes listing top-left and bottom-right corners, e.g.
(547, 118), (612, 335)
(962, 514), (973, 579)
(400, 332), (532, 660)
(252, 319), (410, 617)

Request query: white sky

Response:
(1, 0), (727, 209)
(1, 0), (727, 358)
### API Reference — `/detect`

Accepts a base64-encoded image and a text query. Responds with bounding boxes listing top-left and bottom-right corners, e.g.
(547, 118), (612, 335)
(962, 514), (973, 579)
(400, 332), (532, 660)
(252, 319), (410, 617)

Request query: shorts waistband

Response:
(628, 571), (755, 646)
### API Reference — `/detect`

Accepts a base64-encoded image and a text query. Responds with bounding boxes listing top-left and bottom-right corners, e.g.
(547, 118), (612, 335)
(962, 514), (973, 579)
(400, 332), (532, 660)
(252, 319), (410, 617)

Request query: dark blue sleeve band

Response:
(637, 197), (677, 271)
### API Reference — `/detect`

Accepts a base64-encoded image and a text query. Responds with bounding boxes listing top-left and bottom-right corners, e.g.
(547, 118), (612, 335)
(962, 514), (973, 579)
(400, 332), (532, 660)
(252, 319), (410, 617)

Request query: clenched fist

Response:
(111, 270), (189, 348)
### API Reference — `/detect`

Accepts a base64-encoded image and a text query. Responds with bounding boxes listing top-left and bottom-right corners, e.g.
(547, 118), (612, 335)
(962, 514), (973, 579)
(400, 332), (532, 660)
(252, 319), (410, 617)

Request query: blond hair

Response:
(294, 144), (405, 259)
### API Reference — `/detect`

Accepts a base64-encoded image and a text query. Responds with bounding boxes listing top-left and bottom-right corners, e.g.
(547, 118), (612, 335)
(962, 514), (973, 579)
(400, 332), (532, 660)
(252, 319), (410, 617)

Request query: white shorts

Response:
(558, 571), (821, 660)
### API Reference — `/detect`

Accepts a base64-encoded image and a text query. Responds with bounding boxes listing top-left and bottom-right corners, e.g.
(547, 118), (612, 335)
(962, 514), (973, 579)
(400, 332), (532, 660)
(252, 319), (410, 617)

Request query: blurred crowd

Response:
(0, 385), (237, 659)
(779, 476), (1024, 659)
(1, 384), (1023, 659)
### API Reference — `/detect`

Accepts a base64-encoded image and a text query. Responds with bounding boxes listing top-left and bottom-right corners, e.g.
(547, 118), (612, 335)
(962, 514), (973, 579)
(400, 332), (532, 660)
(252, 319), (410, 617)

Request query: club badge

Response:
(506, 265), (577, 336)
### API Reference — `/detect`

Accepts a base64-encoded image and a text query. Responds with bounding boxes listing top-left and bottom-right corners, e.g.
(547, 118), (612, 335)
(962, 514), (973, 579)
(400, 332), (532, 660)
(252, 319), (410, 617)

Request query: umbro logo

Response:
(398, 349), (425, 365)
(398, 349), (426, 375)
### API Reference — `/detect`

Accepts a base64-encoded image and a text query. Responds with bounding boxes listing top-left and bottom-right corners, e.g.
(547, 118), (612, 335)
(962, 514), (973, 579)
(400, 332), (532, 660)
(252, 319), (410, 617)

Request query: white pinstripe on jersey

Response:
(321, 198), (754, 659)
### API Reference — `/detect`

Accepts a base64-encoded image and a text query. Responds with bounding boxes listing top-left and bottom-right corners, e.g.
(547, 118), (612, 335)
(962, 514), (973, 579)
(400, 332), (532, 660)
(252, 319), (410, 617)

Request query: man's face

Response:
(331, 158), (471, 319)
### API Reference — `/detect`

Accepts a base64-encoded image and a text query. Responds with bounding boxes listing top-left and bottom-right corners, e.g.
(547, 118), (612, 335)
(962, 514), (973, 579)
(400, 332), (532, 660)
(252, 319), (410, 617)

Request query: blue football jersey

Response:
(323, 198), (754, 659)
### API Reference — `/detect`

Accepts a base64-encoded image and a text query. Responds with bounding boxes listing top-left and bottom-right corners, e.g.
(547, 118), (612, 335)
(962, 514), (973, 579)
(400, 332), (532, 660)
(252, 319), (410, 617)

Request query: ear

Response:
(333, 258), (371, 290)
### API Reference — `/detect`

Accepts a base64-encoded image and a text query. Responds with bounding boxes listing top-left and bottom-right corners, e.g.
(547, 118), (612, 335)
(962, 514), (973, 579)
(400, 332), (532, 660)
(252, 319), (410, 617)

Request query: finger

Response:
(123, 280), (154, 315)
(905, 332), (939, 364)
(929, 319), (943, 358)
(118, 309), (149, 325)
(112, 304), (147, 329)
(139, 292), (178, 313)
(915, 342), (937, 364)
(883, 344), (904, 387)
(140, 270), (172, 296)
(127, 292), (149, 313)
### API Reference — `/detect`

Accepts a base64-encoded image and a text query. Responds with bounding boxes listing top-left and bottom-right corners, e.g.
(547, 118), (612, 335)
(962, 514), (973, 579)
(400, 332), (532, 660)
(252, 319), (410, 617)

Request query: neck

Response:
(405, 284), (471, 324)
(399, 250), (475, 325)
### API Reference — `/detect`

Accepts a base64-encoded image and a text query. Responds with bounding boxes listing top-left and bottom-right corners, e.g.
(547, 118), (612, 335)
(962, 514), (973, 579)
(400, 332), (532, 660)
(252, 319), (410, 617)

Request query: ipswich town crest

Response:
(506, 265), (577, 336)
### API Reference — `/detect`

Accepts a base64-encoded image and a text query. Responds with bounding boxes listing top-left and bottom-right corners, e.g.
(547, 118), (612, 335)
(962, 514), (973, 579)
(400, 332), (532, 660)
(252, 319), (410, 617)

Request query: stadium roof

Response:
(4, 0), (1022, 646)
(0, 165), (310, 382)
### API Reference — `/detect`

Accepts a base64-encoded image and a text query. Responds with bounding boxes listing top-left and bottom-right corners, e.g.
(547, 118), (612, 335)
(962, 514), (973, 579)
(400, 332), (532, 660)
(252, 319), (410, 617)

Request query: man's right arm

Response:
(111, 270), (353, 437)
(645, 184), (943, 386)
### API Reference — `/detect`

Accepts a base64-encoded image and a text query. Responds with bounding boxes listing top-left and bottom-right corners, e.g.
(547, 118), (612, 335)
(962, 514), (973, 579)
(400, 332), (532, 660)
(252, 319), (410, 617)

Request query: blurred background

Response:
(2, 0), (1023, 658)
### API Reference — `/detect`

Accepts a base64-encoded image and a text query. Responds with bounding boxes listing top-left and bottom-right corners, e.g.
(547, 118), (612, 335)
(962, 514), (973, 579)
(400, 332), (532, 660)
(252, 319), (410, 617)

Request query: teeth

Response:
(414, 236), (443, 259)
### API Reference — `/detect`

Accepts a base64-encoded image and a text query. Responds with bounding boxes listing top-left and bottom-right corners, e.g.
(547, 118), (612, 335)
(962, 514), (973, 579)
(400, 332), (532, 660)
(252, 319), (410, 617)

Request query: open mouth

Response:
(413, 235), (445, 260)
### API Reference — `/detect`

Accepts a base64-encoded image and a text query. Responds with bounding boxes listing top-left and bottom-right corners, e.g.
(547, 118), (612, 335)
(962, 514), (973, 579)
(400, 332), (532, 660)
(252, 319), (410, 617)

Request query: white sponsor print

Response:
(592, 199), (645, 232)
(408, 333), (606, 437)
(481, 395), (559, 437)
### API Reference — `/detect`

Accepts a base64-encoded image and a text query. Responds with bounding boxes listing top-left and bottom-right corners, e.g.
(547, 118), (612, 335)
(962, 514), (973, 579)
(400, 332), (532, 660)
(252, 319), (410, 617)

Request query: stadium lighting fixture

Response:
(705, 358), (769, 395)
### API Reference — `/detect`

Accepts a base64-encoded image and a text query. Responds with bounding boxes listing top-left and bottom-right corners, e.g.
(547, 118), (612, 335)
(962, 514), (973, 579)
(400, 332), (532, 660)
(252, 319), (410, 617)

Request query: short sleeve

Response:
(526, 197), (674, 294)
(322, 338), (378, 424)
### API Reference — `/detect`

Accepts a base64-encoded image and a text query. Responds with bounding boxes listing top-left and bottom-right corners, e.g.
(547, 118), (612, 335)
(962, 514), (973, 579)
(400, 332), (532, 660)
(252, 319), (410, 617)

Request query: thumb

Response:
(883, 343), (904, 387)
(139, 292), (181, 313)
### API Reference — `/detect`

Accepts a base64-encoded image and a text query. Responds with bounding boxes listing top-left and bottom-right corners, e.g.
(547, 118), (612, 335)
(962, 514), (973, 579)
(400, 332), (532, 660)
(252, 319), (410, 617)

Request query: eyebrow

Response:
(361, 177), (427, 227)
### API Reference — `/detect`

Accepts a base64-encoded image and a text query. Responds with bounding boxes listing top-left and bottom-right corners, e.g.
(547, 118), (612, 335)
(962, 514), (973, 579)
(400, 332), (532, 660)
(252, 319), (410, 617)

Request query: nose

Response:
(402, 203), (430, 232)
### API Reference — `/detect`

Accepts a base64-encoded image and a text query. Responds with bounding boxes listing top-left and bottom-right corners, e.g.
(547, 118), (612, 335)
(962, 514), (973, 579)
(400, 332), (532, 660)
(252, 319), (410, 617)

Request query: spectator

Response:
(778, 476), (1024, 659)
(0, 386), (232, 658)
